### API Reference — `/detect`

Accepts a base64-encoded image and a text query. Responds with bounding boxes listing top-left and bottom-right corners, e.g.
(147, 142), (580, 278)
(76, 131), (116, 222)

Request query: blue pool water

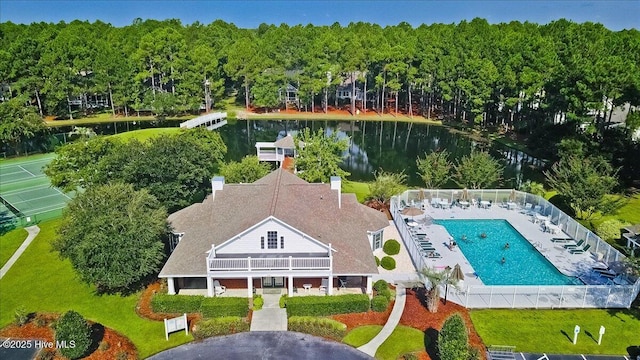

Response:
(436, 219), (581, 285)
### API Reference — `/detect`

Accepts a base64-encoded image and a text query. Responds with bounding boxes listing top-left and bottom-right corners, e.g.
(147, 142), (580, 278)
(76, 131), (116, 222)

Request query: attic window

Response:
(267, 231), (277, 249)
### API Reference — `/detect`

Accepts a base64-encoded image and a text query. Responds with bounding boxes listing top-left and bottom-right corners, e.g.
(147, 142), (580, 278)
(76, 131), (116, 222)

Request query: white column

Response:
(207, 276), (214, 297)
(288, 275), (294, 296)
(247, 276), (253, 298)
(328, 277), (334, 295)
(366, 276), (373, 295)
(167, 277), (176, 295)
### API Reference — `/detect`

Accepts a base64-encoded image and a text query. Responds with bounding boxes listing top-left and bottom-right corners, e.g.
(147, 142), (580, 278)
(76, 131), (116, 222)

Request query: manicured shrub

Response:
(192, 317), (249, 340)
(253, 295), (264, 310)
(371, 295), (389, 312)
(438, 313), (469, 360)
(55, 311), (92, 359)
(151, 294), (204, 314)
(288, 316), (347, 341)
(375, 256), (380, 266)
(279, 294), (288, 308)
(373, 279), (388, 293)
(383, 239), (401, 255)
(596, 219), (629, 242)
(373, 279), (393, 300)
(286, 294), (370, 316)
(200, 297), (248, 318)
(380, 256), (396, 270)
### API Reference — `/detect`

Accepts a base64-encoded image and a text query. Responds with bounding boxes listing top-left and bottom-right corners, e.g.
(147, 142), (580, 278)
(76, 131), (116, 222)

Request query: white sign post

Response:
(573, 325), (580, 345)
(598, 326), (605, 345)
(164, 313), (188, 341)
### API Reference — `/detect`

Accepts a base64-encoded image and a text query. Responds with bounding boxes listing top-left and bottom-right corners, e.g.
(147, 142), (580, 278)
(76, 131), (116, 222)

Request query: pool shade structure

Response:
(401, 206), (423, 219)
(452, 264), (465, 283)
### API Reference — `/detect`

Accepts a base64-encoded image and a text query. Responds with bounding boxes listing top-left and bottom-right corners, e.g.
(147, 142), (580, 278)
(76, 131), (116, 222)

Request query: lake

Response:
(16, 119), (545, 188)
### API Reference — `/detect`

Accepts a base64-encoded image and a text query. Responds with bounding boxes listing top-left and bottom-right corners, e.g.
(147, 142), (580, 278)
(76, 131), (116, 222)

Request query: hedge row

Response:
(201, 297), (249, 318)
(151, 294), (204, 313)
(285, 294), (370, 316)
(288, 316), (347, 341)
(151, 294), (248, 318)
(192, 317), (250, 340)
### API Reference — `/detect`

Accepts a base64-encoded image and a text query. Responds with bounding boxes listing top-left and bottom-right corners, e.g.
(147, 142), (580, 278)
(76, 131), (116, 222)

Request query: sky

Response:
(0, 0), (638, 30)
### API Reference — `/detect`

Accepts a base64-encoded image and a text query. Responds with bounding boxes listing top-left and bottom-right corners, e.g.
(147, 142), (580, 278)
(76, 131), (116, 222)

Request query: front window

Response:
(267, 231), (278, 249)
(373, 231), (383, 250)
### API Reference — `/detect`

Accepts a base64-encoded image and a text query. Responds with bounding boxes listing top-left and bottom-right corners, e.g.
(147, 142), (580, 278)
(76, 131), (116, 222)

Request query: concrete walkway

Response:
(0, 225), (40, 280)
(250, 293), (287, 331)
(358, 284), (406, 357)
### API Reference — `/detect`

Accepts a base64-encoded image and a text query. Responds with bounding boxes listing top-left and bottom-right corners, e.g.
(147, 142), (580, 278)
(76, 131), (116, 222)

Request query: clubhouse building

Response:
(159, 169), (389, 297)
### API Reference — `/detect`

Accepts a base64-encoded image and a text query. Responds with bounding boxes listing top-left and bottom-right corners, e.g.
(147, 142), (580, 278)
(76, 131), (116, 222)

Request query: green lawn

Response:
(0, 220), (192, 358)
(343, 325), (426, 360)
(110, 127), (182, 142)
(0, 227), (28, 267)
(46, 114), (191, 128)
(343, 325), (382, 347)
(342, 180), (371, 203)
(470, 309), (640, 354)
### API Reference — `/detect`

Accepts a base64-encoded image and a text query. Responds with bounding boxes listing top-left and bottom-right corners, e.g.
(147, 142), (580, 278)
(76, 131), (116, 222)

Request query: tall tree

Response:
(416, 151), (452, 188)
(453, 151), (503, 189)
(544, 156), (618, 219)
(294, 128), (349, 182)
(55, 183), (168, 294)
(220, 155), (271, 183)
(0, 96), (46, 155)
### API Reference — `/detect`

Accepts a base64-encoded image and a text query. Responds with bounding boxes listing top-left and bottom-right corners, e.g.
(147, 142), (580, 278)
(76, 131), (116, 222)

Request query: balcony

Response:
(208, 256), (331, 272)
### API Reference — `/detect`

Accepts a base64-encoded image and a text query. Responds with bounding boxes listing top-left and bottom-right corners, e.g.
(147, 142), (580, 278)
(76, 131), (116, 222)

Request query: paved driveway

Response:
(148, 331), (372, 360)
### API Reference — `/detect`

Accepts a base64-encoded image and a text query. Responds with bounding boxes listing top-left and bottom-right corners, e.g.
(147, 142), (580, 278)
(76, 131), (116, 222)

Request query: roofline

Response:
(215, 215), (332, 252)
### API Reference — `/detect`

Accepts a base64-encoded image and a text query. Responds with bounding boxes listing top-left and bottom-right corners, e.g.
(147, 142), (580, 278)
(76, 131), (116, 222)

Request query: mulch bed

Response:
(331, 288), (486, 360)
(330, 300), (394, 332)
(0, 313), (137, 359)
(135, 282), (202, 326)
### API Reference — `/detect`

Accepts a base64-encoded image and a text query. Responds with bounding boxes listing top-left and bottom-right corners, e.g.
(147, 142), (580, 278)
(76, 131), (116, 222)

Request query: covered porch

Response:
(168, 275), (372, 297)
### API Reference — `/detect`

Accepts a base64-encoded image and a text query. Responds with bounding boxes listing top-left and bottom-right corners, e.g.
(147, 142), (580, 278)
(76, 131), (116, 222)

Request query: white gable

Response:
(215, 217), (328, 255)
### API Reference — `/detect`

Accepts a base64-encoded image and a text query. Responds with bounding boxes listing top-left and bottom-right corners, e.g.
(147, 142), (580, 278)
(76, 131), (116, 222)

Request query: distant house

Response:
(278, 84), (300, 110)
(158, 169), (389, 297)
(255, 134), (302, 168)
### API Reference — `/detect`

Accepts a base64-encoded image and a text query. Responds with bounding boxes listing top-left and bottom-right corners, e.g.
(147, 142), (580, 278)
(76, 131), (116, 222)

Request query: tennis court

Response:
(0, 154), (75, 227)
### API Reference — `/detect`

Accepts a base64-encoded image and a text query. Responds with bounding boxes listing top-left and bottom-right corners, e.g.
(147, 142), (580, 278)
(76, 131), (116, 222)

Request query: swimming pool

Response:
(436, 219), (581, 285)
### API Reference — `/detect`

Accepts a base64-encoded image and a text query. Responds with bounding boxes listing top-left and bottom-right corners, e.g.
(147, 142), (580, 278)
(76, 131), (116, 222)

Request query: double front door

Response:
(262, 276), (284, 288)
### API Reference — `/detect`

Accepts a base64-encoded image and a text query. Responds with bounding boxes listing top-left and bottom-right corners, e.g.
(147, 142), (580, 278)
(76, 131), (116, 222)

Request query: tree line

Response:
(1, 18), (638, 131)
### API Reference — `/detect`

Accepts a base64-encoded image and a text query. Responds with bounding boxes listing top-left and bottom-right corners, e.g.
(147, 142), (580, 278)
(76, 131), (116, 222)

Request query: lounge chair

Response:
(563, 240), (585, 249)
(520, 203), (532, 213)
(551, 238), (572, 243)
(569, 244), (591, 254)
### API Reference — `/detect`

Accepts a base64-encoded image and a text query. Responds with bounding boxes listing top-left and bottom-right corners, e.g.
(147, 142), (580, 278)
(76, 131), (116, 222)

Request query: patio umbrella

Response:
(401, 206), (423, 219)
(451, 264), (465, 282)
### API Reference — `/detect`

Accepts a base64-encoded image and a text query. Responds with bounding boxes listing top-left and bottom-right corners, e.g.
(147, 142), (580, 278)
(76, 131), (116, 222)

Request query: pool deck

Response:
(404, 203), (603, 290)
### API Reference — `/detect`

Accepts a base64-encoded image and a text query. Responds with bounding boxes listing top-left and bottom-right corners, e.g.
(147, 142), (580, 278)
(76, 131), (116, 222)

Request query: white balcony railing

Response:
(208, 256), (331, 272)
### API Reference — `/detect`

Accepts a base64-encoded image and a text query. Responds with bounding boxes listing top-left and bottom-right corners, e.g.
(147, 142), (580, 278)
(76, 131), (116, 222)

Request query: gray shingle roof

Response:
(160, 169), (388, 277)
(273, 135), (298, 149)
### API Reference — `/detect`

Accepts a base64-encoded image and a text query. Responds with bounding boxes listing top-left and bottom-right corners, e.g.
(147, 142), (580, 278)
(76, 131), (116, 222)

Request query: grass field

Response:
(343, 325), (426, 360)
(110, 127), (182, 142)
(470, 309), (640, 354)
(0, 227), (27, 267)
(0, 219), (192, 357)
(342, 180), (371, 203)
(45, 113), (190, 127)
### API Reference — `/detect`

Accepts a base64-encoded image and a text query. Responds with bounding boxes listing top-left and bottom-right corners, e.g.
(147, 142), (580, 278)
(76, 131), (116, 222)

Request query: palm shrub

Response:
(419, 267), (458, 313)
(383, 239), (401, 255)
(55, 311), (92, 359)
(438, 313), (469, 360)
